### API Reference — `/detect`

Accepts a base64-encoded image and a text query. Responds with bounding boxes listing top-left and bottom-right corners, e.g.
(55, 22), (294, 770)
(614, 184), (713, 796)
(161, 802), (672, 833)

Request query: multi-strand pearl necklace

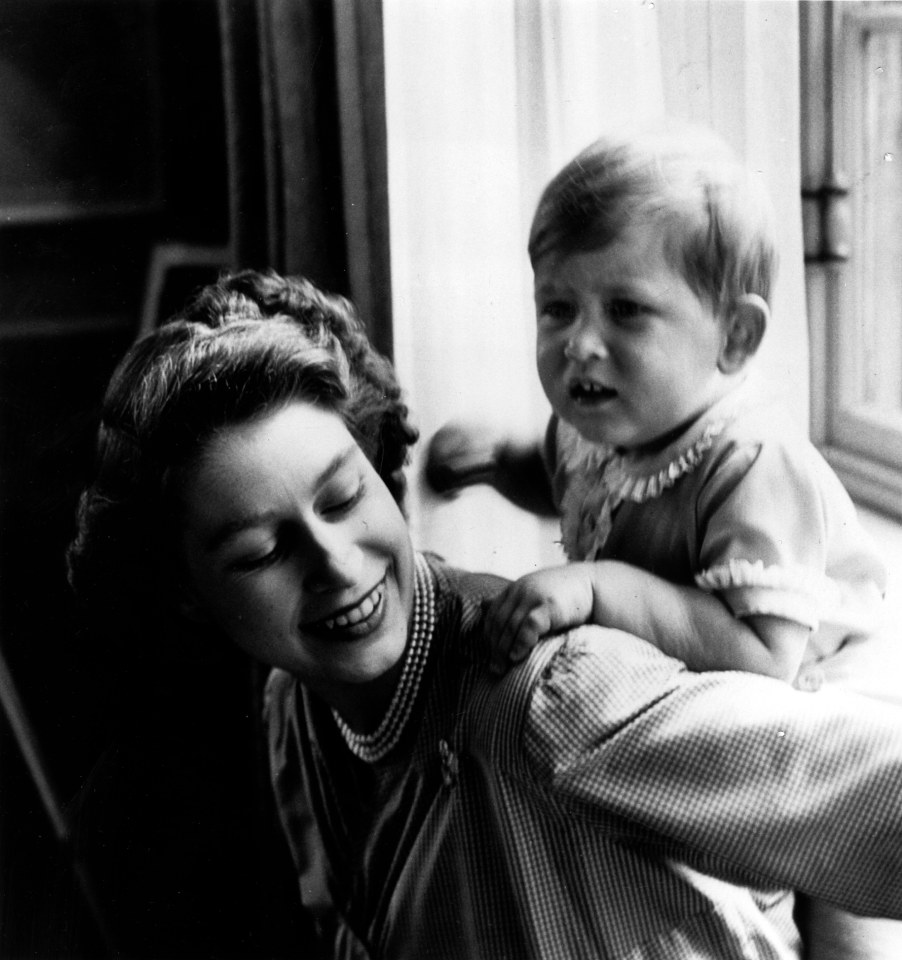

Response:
(332, 552), (436, 763)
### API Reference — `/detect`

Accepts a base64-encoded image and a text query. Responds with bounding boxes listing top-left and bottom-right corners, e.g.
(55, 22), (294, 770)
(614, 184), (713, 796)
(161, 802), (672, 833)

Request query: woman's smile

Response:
(315, 576), (387, 636)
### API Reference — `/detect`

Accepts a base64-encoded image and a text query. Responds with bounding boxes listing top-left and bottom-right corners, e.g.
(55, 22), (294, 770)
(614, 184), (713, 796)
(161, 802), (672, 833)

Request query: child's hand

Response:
(484, 564), (596, 672)
(424, 420), (501, 496)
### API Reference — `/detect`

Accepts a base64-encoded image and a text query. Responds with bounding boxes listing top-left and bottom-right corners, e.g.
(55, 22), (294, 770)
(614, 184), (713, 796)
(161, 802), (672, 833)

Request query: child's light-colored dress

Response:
(549, 376), (900, 702)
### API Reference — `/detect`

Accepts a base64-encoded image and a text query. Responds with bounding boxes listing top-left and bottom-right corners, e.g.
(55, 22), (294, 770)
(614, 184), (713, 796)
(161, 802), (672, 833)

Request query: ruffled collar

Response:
(558, 377), (756, 506)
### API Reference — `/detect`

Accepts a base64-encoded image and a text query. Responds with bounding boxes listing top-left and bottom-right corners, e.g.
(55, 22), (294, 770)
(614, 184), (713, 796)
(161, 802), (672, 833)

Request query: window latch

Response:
(802, 171), (851, 263)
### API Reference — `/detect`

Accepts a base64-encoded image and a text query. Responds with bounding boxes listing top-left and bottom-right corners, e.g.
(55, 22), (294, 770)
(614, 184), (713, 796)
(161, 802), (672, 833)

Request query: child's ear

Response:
(718, 294), (768, 373)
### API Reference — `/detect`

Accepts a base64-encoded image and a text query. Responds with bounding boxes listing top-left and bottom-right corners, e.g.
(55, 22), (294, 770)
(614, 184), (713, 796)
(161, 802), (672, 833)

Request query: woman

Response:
(68, 270), (902, 960)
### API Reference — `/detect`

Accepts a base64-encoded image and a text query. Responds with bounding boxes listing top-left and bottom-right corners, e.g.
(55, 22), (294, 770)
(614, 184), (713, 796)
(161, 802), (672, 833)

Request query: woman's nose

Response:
(304, 526), (363, 593)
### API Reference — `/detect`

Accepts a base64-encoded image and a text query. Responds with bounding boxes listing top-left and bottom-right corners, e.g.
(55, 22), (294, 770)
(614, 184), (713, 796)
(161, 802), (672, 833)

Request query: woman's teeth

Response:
(324, 582), (384, 630)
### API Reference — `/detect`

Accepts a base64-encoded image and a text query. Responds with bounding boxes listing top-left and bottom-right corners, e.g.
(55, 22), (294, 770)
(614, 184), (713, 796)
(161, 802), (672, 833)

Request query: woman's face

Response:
(178, 400), (415, 698)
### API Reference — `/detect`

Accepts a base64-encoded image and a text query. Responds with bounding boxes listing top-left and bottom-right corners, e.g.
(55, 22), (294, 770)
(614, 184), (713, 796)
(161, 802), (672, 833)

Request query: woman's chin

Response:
(304, 622), (407, 689)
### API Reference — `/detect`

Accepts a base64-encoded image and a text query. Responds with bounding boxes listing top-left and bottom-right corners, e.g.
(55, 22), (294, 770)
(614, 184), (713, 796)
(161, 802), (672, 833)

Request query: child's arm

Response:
(486, 561), (810, 681)
(424, 420), (557, 517)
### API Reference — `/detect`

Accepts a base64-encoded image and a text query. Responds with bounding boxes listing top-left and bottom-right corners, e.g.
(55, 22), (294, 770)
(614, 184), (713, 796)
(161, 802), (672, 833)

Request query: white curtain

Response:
(384, 0), (806, 577)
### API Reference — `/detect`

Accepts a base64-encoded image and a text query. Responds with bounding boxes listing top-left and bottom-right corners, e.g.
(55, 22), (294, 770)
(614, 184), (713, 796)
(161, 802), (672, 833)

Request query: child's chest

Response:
(558, 459), (707, 584)
(601, 494), (701, 584)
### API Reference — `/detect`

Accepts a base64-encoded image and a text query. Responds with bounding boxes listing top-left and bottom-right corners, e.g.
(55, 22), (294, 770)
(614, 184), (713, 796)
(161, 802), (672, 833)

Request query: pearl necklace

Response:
(332, 552), (436, 763)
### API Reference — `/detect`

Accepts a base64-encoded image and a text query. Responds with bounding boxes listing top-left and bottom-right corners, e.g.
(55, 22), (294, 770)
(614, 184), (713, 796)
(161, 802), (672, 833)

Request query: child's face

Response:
(534, 219), (729, 451)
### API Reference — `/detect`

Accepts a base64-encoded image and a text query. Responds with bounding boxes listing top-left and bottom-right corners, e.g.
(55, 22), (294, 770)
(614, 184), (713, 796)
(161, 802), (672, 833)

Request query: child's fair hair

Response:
(528, 124), (778, 315)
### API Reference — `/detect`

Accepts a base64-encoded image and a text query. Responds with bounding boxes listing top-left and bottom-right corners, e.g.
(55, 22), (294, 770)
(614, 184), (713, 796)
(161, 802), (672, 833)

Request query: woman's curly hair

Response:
(67, 270), (418, 642)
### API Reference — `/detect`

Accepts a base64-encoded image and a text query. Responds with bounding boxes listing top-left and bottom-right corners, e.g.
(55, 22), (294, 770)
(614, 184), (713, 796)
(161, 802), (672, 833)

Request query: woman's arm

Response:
(522, 628), (902, 919)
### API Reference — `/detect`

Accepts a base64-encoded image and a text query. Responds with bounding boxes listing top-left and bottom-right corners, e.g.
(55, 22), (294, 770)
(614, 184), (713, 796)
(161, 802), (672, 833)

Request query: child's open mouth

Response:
(569, 379), (617, 404)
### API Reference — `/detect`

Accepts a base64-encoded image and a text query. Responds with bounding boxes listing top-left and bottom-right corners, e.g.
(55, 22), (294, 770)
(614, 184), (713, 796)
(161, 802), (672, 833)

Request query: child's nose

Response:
(564, 317), (608, 361)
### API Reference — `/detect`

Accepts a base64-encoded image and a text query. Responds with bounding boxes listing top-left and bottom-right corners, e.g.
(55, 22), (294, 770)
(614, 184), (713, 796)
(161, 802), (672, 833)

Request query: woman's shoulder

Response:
(425, 553), (509, 662)
(428, 553), (508, 607)
(463, 626), (690, 769)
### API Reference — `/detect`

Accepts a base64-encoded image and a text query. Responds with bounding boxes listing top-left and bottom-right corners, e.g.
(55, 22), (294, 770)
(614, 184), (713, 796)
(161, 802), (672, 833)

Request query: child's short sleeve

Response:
(694, 437), (886, 633)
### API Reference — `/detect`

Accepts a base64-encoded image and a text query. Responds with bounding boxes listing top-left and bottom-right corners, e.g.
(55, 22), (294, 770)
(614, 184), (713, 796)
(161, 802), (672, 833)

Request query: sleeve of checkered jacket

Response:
(524, 625), (902, 919)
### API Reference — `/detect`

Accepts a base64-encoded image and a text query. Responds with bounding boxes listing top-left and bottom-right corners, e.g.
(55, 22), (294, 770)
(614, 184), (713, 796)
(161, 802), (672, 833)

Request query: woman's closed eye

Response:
(228, 534), (291, 573)
(320, 478), (366, 517)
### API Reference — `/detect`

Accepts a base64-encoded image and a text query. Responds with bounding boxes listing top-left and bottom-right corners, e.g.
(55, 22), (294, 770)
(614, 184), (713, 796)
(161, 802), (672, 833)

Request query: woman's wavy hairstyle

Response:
(528, 124), (778, 315)
(67, 269), (418, 640)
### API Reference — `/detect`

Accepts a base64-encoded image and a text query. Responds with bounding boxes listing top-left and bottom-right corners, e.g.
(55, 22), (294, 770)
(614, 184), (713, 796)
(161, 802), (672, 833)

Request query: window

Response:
(803, 0), (902, 519)
(387, 0), (808, 575)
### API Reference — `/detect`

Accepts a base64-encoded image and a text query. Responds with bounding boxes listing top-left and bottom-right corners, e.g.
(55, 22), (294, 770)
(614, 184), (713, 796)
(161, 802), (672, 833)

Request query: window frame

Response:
(803, 0), (902, 520)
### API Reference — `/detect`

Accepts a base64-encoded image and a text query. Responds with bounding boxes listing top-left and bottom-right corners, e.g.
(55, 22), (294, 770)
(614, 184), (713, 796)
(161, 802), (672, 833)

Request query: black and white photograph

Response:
(1, 2), (902, 958)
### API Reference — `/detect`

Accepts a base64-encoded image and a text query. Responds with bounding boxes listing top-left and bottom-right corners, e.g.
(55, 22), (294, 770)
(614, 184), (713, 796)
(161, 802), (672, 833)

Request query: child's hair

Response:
(528, 124), (778, 314)
(67, 269), (418, 641)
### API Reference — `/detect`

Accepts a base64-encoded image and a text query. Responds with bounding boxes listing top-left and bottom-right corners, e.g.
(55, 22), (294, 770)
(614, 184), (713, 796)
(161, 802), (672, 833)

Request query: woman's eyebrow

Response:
(203, 445), (357, 553)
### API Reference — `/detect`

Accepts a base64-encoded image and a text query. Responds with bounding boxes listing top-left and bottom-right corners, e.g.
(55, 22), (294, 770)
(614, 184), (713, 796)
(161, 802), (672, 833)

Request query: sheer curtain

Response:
(384, 0), (805, 576)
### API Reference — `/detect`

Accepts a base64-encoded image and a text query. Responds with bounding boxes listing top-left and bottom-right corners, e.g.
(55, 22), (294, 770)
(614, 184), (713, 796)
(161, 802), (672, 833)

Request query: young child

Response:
(426, 124), (901, 959)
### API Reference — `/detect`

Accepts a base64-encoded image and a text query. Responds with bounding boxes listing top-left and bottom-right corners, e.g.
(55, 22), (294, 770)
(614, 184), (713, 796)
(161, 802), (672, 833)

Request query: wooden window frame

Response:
(803, 0), (902, 519)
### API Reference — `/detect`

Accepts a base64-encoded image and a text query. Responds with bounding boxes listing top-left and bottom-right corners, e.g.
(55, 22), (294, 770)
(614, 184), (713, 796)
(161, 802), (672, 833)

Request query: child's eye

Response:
(538, 300), (577, 325)
(607, 299), (647, 324)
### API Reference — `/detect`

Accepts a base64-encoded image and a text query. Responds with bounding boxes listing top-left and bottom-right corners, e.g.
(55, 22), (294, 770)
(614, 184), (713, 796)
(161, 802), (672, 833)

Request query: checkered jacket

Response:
(265, 557), (902, 959)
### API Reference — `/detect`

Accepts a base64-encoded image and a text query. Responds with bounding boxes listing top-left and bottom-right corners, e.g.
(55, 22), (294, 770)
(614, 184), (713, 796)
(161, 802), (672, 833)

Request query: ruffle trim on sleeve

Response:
(696, 558), (831, 595)
(695, 559), (835, 629)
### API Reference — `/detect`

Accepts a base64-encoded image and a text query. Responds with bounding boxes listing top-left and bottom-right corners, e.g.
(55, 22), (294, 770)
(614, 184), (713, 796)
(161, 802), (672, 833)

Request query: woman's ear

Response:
(177, 587), (210, 624)
(718, 294), (769, 374)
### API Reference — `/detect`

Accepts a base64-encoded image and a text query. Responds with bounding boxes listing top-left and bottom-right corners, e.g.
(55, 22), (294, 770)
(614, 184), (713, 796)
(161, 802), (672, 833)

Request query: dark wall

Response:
(0, 2), (314, 957)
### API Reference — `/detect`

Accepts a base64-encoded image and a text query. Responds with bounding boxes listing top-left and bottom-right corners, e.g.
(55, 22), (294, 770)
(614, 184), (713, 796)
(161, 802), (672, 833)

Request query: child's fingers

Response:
(508, 635), (536, 663)
(488, 587), (530, 640)
(508, 606), (551, 658)
(484, 581), (559, 673)
(480, 595), (513, 674)
(484, 594), (520, 661)
(497, 616), (534, 672)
